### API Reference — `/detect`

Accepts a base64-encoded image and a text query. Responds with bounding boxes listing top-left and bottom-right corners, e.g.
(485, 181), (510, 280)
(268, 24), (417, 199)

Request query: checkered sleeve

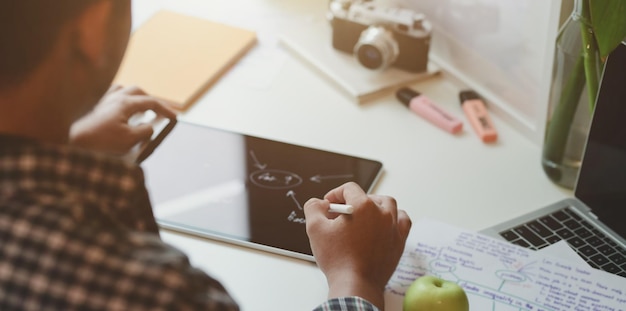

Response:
(74, 229), (241, 311)
(313, 297), (380, 311)
(0, 139), (241, 310)
(0, 201), (239, 310)
(115, 232), (241, 311)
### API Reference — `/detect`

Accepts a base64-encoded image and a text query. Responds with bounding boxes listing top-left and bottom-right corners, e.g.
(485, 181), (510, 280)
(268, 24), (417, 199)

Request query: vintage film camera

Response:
(328, 0), (432, 72)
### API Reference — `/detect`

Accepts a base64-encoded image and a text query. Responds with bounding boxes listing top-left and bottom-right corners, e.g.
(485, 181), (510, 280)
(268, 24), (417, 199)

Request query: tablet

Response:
(141, 121), (383, 261)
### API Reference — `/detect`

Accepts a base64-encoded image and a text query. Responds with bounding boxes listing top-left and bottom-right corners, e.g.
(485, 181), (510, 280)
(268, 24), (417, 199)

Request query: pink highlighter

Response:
(396, 87), (463, 134)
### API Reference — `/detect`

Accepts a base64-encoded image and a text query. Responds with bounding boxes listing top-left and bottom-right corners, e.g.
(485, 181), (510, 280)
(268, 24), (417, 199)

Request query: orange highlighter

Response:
(459, 90), (498, 143)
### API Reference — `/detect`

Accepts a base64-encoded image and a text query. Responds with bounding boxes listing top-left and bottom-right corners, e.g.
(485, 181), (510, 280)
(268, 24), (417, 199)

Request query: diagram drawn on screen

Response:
(248, 150), (355, 224)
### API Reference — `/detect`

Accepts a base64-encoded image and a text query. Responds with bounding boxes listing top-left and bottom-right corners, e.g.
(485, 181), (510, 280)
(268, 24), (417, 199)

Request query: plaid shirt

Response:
(313, 298), (378, 311)
(0, 135), (378, 311)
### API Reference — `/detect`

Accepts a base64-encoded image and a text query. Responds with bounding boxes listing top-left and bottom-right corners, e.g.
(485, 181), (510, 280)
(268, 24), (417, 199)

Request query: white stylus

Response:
(329, 203), (354, 214)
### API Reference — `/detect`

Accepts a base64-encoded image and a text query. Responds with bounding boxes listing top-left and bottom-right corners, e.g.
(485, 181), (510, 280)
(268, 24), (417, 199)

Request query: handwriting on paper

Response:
(386, 220), (626, 311)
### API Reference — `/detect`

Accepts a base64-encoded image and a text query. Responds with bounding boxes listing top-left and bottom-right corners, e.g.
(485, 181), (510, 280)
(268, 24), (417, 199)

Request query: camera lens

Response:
(354, 26), (399, 70)
(357, 45), (383, 69)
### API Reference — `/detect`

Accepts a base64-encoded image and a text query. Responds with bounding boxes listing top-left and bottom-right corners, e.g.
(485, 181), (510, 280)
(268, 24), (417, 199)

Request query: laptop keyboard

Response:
(499, 208), (626, 278)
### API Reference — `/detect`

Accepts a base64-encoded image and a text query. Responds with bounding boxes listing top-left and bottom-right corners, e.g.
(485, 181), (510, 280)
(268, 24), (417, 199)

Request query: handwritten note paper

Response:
(385, 219), (626, 311)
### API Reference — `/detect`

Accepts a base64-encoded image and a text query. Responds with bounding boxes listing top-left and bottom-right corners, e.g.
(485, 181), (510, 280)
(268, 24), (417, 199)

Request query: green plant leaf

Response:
(589, 0), (626, 59)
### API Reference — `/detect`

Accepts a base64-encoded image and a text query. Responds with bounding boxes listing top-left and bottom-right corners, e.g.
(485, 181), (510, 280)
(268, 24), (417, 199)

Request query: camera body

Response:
(328, 0), (432, 72)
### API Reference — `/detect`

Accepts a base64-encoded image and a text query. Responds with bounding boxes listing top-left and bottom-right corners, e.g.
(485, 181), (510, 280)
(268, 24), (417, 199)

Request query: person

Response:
(0, 1), (412, 310)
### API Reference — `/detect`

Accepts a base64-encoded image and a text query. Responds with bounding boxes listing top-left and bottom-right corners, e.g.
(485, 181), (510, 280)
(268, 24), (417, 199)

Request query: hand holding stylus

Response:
(304, 182), (412, 310)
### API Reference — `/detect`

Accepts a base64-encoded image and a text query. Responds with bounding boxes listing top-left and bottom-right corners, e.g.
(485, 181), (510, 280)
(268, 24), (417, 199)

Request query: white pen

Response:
(329, 203), (354, 214)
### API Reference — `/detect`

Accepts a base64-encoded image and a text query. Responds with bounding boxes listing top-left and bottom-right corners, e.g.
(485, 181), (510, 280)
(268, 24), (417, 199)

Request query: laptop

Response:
(482, 41), (626, 277)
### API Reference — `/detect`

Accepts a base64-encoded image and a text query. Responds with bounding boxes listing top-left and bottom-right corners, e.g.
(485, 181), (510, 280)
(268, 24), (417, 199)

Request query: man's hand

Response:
(304, 182), (412, 310)
(70, 85), (176, 156)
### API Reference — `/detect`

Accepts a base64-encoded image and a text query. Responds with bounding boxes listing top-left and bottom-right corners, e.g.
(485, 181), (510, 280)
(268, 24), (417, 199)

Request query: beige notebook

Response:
(114, 11), (257, 110)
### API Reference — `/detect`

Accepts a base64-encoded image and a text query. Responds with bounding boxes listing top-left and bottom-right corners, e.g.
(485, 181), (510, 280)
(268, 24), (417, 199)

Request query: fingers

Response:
(369, 193), (398, 221)
(108, 86), (177, 120)
(371, 196), (411, 242)
(323, 183), (396, 215)
(369, 194), (396, 210)
(128, 123), (154, 142)
(324, 182), (367, 205)
(305, 197), (343, 222)
(118, 85), (148, 96)
(149, 100), (177, 119)
(303, 198), (331, 232)
(123, 96), (178, 120)
(106, 84), (124, 94)
(320, 182), (411, 238)
(98, 85), (132, 106)
(397, 209), (412, 241)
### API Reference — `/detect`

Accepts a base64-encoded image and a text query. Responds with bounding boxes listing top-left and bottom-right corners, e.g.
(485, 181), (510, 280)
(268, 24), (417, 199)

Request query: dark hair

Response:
(0, 0), (99, 89)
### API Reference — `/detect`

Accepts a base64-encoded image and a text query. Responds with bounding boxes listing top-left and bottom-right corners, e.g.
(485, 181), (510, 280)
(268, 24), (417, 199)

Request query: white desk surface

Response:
(131, 0), (571, 310)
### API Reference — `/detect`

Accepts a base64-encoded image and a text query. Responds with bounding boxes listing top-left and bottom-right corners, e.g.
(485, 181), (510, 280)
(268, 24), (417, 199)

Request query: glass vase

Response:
(541, 0), (600, 189)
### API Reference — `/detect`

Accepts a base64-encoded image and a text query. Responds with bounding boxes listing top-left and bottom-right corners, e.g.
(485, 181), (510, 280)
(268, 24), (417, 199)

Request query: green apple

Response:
(403, 275), (470, 311)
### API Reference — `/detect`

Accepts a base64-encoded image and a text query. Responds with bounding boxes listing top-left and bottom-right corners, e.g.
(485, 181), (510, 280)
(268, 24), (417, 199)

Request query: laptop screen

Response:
(575, 42), (626, 239)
